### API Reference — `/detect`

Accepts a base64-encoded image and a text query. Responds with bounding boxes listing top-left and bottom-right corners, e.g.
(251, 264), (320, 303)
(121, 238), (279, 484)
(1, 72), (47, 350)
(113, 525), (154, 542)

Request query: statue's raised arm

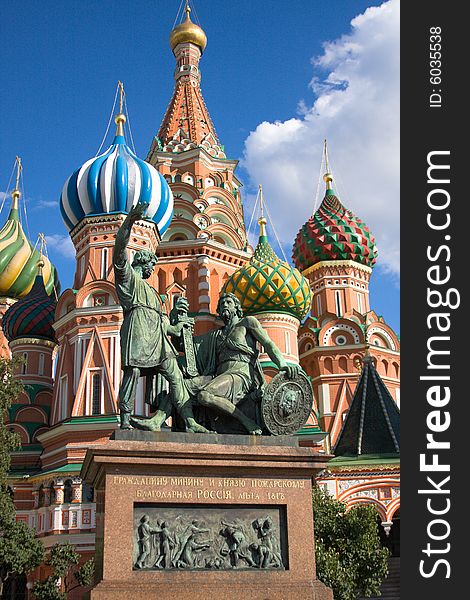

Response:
(114, 202), (149, 268)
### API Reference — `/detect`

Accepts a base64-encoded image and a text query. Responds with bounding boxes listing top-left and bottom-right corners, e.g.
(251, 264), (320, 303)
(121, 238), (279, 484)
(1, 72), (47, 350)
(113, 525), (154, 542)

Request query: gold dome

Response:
(170, 5), (207, 53)
(222, 217), (312, 321)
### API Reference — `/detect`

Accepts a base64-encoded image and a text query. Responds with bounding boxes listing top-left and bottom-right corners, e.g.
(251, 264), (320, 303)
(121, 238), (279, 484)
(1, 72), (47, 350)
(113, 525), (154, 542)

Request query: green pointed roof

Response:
(333, 355), (400, 457)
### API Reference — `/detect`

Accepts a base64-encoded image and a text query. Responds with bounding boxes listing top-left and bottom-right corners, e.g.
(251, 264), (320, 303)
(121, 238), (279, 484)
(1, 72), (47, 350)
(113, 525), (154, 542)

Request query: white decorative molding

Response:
(322, 324), (361, 346)
(368, 326), (397, 351)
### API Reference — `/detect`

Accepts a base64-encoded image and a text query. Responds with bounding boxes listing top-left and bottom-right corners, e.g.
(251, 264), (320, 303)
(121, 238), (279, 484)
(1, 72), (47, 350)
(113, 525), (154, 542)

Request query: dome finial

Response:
(38, 233), (46, 276)
(37, 258), (45, 276)
(323, 139), (333, 191)
(11, 156), (22, 208)
(257, 184), (268, 238)
(170, 0), (207, 53)
(114, 81), (127, 137)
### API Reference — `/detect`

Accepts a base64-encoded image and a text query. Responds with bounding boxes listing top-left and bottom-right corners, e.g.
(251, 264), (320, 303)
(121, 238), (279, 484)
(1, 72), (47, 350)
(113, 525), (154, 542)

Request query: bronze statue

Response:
(113, 203), (208, 433)
(190, 293), (301, 434)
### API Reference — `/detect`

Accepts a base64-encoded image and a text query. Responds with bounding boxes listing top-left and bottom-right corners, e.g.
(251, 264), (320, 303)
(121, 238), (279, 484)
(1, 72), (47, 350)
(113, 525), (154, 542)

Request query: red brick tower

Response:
(2, 261), (57, 472)
(146, 4), (251, 333)
(293, 163), (400, 448)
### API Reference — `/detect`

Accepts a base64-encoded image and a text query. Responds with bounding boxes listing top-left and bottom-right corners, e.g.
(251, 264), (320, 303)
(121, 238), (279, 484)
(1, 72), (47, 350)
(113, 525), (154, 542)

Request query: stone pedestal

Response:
(81, 431), (333, 600)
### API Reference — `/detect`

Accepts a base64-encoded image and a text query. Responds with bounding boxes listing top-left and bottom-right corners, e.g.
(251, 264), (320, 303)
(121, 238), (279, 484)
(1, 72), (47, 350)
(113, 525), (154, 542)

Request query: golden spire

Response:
(37, 258), (45, 276)
(12, 156), (22, 208)
(114, 81), (127, 137)
(258, 184), (267, 237)
(170, 0), (207, 53)
(323, 139), (333, 190)
(36, 233), (46, 277)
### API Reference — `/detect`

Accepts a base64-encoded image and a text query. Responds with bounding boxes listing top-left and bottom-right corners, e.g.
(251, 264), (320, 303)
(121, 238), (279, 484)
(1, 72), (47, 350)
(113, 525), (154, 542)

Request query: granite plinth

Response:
(81, 434), (333, 600)
(112, 428), (300, 447)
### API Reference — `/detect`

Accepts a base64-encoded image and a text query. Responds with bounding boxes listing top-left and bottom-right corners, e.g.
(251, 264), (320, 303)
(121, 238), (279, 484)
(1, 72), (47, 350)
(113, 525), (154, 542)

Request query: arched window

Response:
(101, 248), (109, 279)
(317, 295), (322, 316)
(357, 292), (363, 313)
(82, 483), (94, 503)
(49, 481), (56, 505)
(38, 485), (45, 508)
(158, 270), (167, 294)
(324, 357), (333, 374)
(22, 353), (28, 375)
(38, 353), (45, 376)
(59, 375), (68, 422)
(92, 373), (101, 415)
(285, 331), (291, 355)
(63, 479), (73, 504)
(173, 268), (183, 284)
(335, 290), (342, 317)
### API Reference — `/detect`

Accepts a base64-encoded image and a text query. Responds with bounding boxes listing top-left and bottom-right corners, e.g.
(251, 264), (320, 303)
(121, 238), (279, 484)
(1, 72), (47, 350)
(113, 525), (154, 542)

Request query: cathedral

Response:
(1, 4), (400, 596)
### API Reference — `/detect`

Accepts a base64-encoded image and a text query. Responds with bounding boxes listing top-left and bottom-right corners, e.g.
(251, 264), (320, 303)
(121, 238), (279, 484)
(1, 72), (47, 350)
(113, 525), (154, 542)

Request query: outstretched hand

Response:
(173, 321), (193, 334)
(280, 363), (302, 379)
(128, 202), (150, 223)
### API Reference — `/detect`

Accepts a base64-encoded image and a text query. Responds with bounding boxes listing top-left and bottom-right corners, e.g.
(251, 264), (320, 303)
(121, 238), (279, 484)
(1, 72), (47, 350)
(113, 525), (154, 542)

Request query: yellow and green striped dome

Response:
(0, 191), (59, 299)
(223, 218), (312, 321)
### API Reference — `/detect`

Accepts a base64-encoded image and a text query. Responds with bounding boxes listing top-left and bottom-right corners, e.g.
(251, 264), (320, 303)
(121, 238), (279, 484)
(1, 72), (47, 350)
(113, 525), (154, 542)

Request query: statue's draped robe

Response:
(114, 258), (175, 368)
(188, 327), (266, 401)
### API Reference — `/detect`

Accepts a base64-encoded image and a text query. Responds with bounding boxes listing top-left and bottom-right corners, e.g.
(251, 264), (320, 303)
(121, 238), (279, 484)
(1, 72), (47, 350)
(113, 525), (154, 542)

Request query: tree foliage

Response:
(0, 358), (44, 596)
(32, 543), (94, 600)
(313, 486), (389, 600)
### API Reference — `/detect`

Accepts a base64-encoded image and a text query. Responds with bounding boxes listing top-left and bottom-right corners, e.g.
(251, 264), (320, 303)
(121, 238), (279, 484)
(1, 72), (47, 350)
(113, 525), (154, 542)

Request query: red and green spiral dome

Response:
(292, 174), (377, 271)
(3, 264), (57, 343)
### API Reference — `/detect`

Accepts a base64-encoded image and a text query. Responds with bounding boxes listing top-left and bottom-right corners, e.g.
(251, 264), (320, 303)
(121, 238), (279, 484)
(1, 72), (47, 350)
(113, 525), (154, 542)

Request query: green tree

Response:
(32, 543), (94, 600)
(0, 358), (44, 596)
(313, 486), (389, 600)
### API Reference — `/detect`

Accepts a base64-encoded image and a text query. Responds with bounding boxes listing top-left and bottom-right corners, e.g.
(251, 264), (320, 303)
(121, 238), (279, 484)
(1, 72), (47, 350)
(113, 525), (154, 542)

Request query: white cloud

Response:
(35, 199), (59, 209)
(242, 0), (399, 275)
(45, 234), (76, 259)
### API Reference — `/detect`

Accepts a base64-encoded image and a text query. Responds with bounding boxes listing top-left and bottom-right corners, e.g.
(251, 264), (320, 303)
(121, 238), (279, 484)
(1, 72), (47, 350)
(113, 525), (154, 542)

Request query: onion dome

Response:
(0, 189), (60, 299)
(293, 173), (377, 272)
(170, 4), (207, 53)
(223, 216), (312, 321)
(60, 112), (174, 235)
(3, 261), (57, 343)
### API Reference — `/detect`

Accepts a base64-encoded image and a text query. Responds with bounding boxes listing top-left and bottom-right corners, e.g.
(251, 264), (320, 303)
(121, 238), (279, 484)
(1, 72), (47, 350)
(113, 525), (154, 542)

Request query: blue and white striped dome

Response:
(60, 124), (173, 235)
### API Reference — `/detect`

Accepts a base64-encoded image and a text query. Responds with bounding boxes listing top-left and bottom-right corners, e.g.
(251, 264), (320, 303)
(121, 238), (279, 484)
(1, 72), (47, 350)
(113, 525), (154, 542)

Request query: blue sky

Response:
(0, 0), (399, 332)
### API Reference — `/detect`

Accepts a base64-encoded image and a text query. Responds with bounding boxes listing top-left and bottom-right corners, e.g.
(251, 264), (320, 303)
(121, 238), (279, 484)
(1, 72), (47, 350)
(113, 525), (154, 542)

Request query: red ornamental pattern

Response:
(293, 191), (377, 271)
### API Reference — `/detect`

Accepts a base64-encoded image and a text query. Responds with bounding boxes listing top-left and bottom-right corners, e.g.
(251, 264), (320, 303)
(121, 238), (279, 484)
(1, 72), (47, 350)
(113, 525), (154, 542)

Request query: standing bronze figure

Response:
(113, 203), (208, 432)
